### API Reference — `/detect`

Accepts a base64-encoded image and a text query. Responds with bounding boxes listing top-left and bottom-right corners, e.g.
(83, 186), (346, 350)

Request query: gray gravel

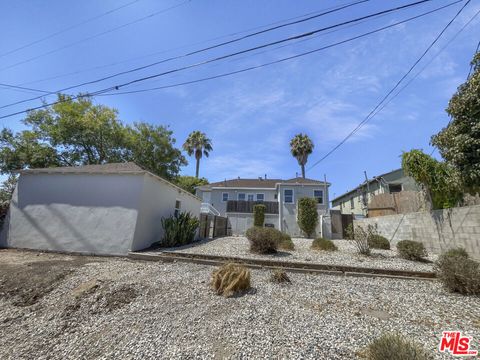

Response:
(168, 237), (436, 272)
(1, 250), (478, 359)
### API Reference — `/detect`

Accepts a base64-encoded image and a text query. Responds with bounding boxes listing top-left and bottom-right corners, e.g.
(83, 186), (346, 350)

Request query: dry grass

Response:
(269, 269), (291, 284)
(211, 263), (251, 297)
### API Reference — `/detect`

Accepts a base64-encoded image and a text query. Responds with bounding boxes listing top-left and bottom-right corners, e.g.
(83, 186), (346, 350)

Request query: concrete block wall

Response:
(354, 205), (480, 260)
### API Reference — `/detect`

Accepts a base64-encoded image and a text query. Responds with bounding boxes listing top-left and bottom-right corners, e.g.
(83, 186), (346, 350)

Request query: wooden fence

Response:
(367, 191), (426, 217)
(226, 200), (279, 214)
(199, 214), (231, 238)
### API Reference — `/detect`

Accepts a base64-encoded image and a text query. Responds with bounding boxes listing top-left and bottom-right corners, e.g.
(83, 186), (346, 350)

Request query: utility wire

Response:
(0, 0), (431, 110)
(0, 83), (51, 94)
(0, 0), (142, 58)
(306, 0), (472, 171)
(467, 39), (480, 78)
(0, 0), (190, 73)
(97, 1), (460, 96)
(0, 0), (459, 120)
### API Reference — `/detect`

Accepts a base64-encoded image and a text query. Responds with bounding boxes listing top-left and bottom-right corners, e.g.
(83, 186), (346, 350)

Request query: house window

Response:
(256, 193), (264, 201)
(313, 189), (323, 204)
(238, 193), (246, 201)
(350, 198), (354, 209)
(247, 194), (254, 201)
(274, 193), (278, 200)
(284, 189), (293, 204)
(222, 193), (229, 202)
(174, 200), (181, 218)
(389, 184), (402, 193)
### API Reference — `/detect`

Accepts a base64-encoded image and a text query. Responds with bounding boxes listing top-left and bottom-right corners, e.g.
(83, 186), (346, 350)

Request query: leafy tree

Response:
(0, 95), (186, 179)
(175, 175), (208, 195)
(290, 133), (314, 178)
(297, 197), (318, 238)
(401, 149), (462, 209)
(0, 175), (17, 228)
(182, 131), (212, 178)
(431, 52), (480, 194)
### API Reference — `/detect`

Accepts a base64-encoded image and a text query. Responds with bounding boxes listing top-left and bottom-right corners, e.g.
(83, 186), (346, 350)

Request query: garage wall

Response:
(2, 173), (143, 255)
(131, 174), (201, 251)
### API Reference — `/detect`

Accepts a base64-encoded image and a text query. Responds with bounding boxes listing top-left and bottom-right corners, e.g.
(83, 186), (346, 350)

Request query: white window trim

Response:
(238, 193), (246, 201)
(313, 189), (324, 205)
(256, 193), (265, 201)
(247, 193), (255, 201)
(174, 199), (181, 217)
(222, 192), (229, 202)
(283, 188), (294, 204)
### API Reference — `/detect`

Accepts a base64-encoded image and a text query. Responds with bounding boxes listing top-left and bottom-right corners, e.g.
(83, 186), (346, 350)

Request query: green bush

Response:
(160, 211), (199, 247)
(435, 249), (480, 295)
(297, 197), (318, 238)
(245, 227), (279, 254)
(253, 204), (266, 227)
(311, 237), (337, 251)
(278, 233), (295, 251)
(396, 240), (427, 261)
(367, 333), (430, 360)
(344, 223), (354, 240)
(368, 235), (390, 250)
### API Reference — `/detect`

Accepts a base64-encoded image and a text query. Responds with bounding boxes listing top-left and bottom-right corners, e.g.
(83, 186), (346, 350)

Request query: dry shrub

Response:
(246, 227), (279, 254)
(368, 235), (390, 250)
(311, 237), (337, 251)
(211, 263), (251, 297)
(270, 269), (291, 284)
(397, 240), (427, 261)
(352, 226), (371, 256)
(367, 333), (430, 360)
(278, 233), (295, 251)
(435, 249), (480, 295)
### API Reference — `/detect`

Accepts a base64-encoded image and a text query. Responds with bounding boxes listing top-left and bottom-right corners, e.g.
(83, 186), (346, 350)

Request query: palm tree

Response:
(183, 131), (213, 178)
(290, 133), (314, 179)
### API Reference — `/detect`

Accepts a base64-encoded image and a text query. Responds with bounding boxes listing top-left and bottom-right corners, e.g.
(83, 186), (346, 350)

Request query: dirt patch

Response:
(102, 285), (138, 311)
(0, 251), (98, 306)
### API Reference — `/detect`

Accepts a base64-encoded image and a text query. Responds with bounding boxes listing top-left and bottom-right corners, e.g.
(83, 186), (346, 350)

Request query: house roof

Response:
(199, 177), (329, 190)
(20, 162), (201, 201)
(331, 168), (403, 203)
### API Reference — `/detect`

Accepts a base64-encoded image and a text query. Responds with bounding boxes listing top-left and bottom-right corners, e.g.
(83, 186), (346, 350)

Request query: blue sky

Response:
(0, 0), (479, 200)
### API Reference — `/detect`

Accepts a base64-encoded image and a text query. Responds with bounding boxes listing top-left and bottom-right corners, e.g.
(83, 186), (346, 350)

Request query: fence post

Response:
(225, 216), (228, 236)
(212, 215), (217, 238)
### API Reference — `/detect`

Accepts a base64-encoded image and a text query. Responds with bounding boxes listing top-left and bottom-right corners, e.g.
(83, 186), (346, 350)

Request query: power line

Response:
(0, 0), (142, 58)
(0, 0), (431, 110)
(17, 0), (373, 87)
(306, 0), (472, 171)
(2, 0), (371, 109)
(0, 0), (460, 120)
(97, 1), (460, 96)
(0, 0), (190, 73)
(0, 83), (51, 94)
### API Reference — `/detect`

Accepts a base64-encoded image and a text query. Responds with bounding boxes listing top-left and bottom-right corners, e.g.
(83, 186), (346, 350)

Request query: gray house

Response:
(196, 177), (330, 237)
(331, 168), (421, 216)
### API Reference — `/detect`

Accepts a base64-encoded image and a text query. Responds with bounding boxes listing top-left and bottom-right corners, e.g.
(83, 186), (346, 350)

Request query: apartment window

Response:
(174, 200), (181, 218)
(247, 194), (254, 201)
(256, 193), (265, 201)
(313, 189), (324, 204)
(284, 189), (293, 204)
(238, 193), (246, 201)
(389, 184), (402, 193)
(350, 198), (354, 209)
(222, 193), (229, 202)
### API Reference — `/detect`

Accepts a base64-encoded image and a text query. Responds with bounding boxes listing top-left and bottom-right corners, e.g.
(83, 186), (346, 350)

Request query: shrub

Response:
(160, 211), (199, 247)
(368, 235), (390, 250)
(367, 333), (430, 360)
(253, 204), (266, 227)
(397, 240), (427, 261)
(270, 269), (291, 284)
(344, 223), (354, 240)
(211, 263), (251, 297)
(352, 226), (371, 256)
(297, 197), (318, 238)
(278, 233), (295, 251)
(435, 250), (480, 295)
(311, 237), (337, 251)
(245, 227), (279, 254)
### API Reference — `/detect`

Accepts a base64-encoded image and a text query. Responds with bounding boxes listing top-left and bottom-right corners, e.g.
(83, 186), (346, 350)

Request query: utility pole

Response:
(364, 171), (370, 215)
(324, 174), (329, 210)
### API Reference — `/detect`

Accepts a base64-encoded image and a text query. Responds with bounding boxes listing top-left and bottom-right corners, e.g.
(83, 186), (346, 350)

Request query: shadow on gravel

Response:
(0, 257), (96, 307)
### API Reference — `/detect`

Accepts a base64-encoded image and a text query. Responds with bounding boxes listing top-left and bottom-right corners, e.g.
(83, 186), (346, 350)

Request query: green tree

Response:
(401, 149), (462, 209)
(0, 95), (186, 179)
(297, 197), (318, 238)
(182, 131), (213, 178)
(431, 52), (480, 194)
(175, 175), (208, 195)
(290, 133), (314, 178)
(0, 175), (17, 228)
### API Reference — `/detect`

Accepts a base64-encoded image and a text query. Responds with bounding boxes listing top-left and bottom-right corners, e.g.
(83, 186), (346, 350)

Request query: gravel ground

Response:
(1, 250), (479, 359)
(167, 237), (436, 272)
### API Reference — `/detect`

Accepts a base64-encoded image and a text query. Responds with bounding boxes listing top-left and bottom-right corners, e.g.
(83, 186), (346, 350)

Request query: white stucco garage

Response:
(0, 163), (201, 255)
